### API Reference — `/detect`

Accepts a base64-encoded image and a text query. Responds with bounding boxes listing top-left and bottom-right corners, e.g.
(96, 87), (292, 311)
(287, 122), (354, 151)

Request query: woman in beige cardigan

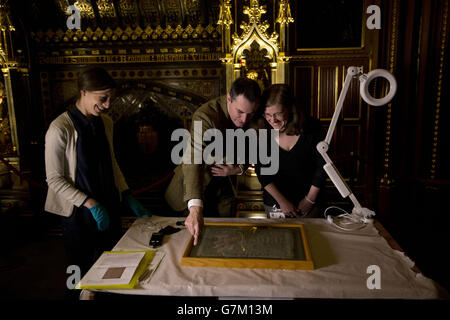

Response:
(45, 67), (149, 277)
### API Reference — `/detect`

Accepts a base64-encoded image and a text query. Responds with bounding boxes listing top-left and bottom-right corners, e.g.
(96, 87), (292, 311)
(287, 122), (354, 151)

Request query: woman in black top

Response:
(255, 84), (326, 217)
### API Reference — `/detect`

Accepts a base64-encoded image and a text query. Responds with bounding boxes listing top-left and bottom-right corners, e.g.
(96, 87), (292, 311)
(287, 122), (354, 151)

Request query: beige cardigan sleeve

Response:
(45, 121), (88, 209)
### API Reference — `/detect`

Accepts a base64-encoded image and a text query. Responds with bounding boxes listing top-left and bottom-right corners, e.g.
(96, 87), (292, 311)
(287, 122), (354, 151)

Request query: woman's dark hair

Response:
(229, 77), (261, 103)
(77, 67), (116, 95)
(259, 84), (305, 135)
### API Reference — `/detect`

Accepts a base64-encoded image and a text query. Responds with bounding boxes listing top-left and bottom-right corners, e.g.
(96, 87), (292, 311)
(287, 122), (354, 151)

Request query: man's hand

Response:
(210, 164), (241, 176)
(185, 206), (204, 246)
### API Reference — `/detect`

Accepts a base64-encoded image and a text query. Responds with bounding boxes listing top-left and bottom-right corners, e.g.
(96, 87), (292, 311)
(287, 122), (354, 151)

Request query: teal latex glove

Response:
(124, 194), (151, 218)
(88, 204), (110, 231)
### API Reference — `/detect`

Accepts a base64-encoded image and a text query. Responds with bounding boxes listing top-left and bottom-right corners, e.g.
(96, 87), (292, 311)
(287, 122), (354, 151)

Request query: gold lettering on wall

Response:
(38, 53), (221, 65)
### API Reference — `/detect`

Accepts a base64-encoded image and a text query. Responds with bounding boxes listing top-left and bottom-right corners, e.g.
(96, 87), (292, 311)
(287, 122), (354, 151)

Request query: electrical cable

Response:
(324, 206), (371, 231)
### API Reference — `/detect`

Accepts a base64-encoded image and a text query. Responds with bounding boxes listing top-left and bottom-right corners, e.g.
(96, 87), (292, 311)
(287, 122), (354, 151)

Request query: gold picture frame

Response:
(181, 222), (314, 270)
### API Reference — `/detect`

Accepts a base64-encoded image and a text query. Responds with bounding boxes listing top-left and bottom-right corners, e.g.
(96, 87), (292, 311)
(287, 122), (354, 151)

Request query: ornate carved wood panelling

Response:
(184, 0), (204, 26)
(138, 0), (162, 26)
(162, 0), (183, 26)
(40, 66), (224, 125)
(36, 48), (222, 65)
(96, 0), (118, 27)
(117, 0), (140, 26)
(31, 23), (220, 43)
(50, 0), (220, 30)
(72, 0), (96, 29)
(26, 0), (225, 127)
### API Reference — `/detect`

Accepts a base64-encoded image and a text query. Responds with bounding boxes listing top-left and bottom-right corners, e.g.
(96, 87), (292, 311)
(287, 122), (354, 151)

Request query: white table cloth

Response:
(85, 216), (445, 299)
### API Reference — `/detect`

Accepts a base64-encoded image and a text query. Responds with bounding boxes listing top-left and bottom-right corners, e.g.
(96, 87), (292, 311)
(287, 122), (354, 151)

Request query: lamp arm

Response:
(318, 66), (375, 220)
(316, 66), (397, 228)
(316, 141), (365, 215)
(324, 66), (362, 145)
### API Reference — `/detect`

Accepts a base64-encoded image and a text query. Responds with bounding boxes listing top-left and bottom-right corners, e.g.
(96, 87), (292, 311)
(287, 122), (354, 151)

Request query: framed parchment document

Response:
(181, 222), (314, 270)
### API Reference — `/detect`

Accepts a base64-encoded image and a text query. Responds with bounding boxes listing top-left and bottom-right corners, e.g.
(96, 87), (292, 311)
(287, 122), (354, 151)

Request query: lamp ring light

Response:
(359, 69), (397, 106)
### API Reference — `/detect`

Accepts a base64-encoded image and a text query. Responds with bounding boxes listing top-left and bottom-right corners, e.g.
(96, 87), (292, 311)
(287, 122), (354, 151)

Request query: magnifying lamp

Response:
(317, 66), (397, 230)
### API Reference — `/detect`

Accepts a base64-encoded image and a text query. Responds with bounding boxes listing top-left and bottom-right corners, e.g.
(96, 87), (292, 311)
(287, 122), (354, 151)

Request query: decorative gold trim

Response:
(0, 1), (19, 156)
(276, 0), (294, 26)
(218, 0), (233, 54)
(219, 1), (295, 87)
(335, 66), (339, 108)
(380, 0), (399, 186)
(74, 0), (95, 19)
(317, 66), (321, 118)
(1, 67), (19, 156)
(51, 68), (222, 81)
(97, 0), (116, 19)
(276, 0), (294, 56)
(217, 0), (233, 29)
(38, 52), (222, 65)
(231, 0), (279, 64)
(290, 54), (369, 61)
(430, 0), (448, 179)
(31, 24), (220, 44)
(0, 0), (15, 64)
(296, 47), (364, 52)
(36, 46), (221, 59)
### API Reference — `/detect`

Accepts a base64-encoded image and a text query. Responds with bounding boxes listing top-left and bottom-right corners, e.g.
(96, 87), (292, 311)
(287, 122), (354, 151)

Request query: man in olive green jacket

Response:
(165, 77), (261, 245)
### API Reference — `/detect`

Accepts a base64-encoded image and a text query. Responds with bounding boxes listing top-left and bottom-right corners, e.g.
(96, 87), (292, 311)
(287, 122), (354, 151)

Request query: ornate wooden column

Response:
(218, 0), (234, 94)
(275, 0), (293, 84)
(0, 0), (33, 197)
(0, 0), (19, 159)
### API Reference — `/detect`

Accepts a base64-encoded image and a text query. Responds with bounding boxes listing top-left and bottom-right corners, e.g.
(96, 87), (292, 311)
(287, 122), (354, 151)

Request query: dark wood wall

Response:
(287, 0), (449, 228)
(377, 0), (449, 288)
(288, 0), (381, 211)
(375, 0), (449, 220)
(286, 1), (449, 289)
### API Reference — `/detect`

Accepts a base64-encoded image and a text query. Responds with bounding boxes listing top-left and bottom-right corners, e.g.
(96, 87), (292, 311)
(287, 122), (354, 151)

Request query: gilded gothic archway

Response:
(218, 0), (293, 91)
